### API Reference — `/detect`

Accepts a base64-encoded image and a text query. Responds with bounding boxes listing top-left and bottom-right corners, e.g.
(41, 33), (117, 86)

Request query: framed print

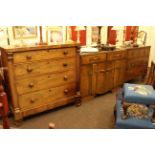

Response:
(13, 26), (38, 39)
(91, 26), (100, 45)
(46, 26), (66, 44)
(86, 26), (100, 46)
(0, 27), (10, 46)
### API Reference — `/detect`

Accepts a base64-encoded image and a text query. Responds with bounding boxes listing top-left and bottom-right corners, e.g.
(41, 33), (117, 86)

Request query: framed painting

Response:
(86, 26), (101, 46)
(91, 26), (100, 45)
(46, 26), (66, 44)
(12, 26), (38, 39)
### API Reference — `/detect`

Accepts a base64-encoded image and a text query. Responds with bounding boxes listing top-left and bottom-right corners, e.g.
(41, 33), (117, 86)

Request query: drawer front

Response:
(81, 53), (106, 64)
(107, 51), (126, 61)
(16, 70), (76, 95)
(13, 48), (76, 63)
(14, 57), (76, 77)
(19, 83), (76, 110)
(127, 48), (150, 59)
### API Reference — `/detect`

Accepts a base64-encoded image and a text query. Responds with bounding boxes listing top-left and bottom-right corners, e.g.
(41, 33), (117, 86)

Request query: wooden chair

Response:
(144, 61), (155, 86)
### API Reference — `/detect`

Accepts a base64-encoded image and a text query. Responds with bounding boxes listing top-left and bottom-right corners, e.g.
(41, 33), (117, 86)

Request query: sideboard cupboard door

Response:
(95, 63), (107, 94)
(80, 65), (92, 97)
(114, 60), (126, 87)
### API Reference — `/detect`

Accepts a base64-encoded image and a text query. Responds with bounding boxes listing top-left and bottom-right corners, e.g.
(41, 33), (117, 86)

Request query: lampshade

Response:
(47, 26), (62, 32)
(112, 26), (124, 30)
(75, 26), (85, 31)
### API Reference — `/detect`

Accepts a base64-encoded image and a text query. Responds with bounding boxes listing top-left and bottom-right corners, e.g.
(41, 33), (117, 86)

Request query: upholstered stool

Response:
(115, 89), (155, 129)
(123, 83), (155, 105)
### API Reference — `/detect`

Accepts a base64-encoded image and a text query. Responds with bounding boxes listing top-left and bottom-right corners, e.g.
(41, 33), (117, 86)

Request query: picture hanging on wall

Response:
(0, 27), (10, 46)
(46, 26), (66, 44)
(91, 26), (100, 46)
(12, 26), (38, 39)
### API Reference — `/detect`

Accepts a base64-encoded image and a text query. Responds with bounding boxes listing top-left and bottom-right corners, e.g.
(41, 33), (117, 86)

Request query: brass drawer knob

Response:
(28, 82), (34, 88)
(64, 75), (68, 81)
(30, 98), (35, 103)
(63, 63), (68, 67)
(63, 50), (68, 55)
(27, 67), (33, 72)
(64, 89), (69, 94)
(26, 55), (32, 60)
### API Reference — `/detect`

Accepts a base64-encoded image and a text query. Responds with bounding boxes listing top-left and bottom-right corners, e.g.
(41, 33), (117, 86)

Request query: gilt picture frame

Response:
(12, 26), (38, 39)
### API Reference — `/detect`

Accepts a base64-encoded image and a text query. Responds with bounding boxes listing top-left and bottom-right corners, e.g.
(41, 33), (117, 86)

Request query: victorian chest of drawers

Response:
(0, 43), (81, 121)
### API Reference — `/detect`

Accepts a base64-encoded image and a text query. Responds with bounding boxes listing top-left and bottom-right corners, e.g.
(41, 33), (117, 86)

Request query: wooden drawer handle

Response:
(28, 82), (34, 88)
(27, 67), (33, 72)
(64, 75), (68, 81)
(63, 50), (68, 55)
(30, 98), (36, 104)
(64, 89), (69, 94)
(63, 63), (68, 67)
(26, 55), (32, 60)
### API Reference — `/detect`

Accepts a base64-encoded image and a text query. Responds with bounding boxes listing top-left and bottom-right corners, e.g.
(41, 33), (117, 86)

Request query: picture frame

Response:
(91, 26), (100, 45)
(0, 27), (10, 46)
(86, 26), (101, 46)
(46, 26), (66, 44)
(12, 26), (38, 39)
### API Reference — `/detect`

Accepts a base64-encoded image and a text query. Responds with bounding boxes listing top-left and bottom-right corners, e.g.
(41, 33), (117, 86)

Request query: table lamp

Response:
(66, 26), (74, 43)
(112, 26), (124, 47)
(75, 26), (85, 43)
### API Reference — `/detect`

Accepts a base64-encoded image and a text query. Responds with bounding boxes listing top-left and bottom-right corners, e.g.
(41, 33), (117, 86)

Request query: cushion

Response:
(123, 83), (155, 105)
(126, 104), (153, 119)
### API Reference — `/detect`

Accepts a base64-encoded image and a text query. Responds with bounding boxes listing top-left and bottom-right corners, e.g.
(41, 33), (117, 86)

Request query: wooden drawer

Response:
(13, 48), (76, 63)
(19, 83), (76, 110)
(127, 48), (150, 59)
(16, 70), (76, 95)
(14, 57), (76, 77)
(107, 51), (126, 61)
(81, 53), (106, 64)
